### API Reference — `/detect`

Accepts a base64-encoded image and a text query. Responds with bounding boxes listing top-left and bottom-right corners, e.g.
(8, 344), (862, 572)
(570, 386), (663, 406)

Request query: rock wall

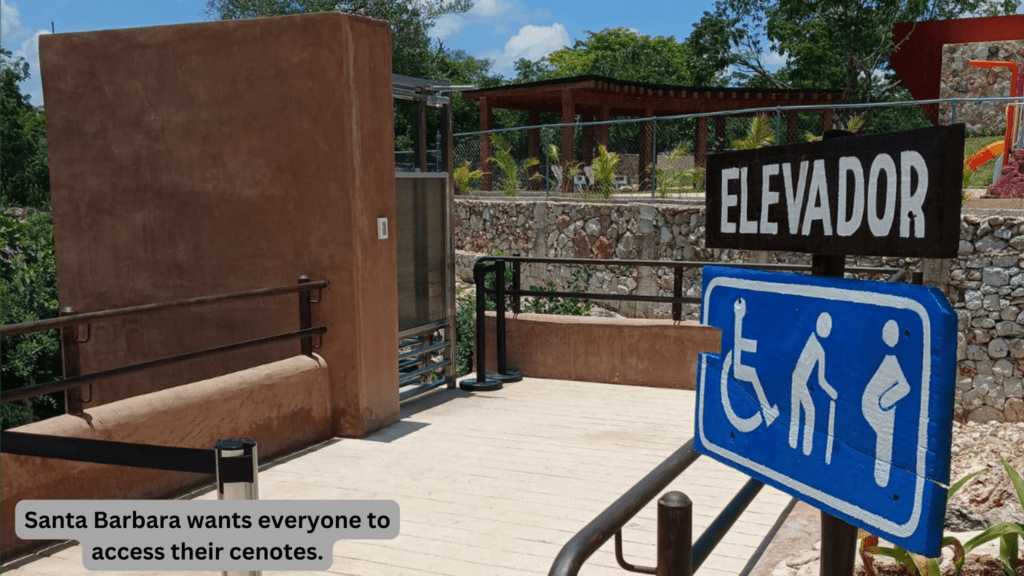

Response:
(938, 40), (1024, 133)
(454, 198), (1024, 423)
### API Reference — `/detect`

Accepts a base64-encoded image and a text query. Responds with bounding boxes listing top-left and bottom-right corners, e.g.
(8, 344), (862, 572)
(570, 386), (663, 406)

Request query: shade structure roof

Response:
(891, 14), (1024, 102)
(460, 75), (843, 117)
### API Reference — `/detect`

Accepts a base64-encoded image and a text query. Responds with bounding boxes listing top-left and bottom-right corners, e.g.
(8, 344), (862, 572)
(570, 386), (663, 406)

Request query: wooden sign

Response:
(705, 125), (965, 257)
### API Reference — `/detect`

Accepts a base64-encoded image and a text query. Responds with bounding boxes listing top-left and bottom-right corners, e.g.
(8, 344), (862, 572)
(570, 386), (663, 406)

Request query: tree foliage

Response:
(688, 0), (1021, 102)
(1, 209), (62, 429)
(1, 49), (50, 208)
(514, 27), (729, 87)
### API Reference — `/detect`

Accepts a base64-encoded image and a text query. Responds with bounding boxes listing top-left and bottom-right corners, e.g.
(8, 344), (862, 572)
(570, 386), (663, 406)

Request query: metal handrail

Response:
(0, 326), (327, 404)
(1, 280), (328, 338)
(548, 440), (702, 576)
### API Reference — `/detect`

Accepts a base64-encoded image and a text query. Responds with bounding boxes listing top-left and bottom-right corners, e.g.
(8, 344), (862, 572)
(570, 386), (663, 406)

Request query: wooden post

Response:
(817, 128), (855, 576)
(695, 116), (708, 169)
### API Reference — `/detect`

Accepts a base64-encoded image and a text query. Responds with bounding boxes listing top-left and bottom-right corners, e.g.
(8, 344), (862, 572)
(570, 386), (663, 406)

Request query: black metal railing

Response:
(1, 276), (328, 414)
(545, 263), (915, 576)
(461, 255), (902, 390)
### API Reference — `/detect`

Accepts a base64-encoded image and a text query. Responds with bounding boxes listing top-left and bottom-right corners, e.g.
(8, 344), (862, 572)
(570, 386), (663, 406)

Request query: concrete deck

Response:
(3, 377), (795, 576)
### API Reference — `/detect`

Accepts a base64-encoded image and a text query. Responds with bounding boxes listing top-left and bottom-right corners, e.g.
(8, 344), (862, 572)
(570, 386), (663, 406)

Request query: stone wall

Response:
(454, 198), (1024, 423)
(938, 40), (1024, 132)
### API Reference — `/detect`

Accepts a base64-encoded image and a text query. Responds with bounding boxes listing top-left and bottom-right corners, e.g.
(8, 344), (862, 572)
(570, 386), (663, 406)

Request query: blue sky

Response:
(2, 0), (720, 106)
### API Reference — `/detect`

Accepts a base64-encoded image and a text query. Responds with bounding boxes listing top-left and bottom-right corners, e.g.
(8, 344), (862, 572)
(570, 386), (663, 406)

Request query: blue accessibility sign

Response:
(695, 266), (957, 557)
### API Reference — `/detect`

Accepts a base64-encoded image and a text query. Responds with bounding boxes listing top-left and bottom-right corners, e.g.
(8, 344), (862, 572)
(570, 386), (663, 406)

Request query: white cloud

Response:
(430, 0), (532, 41)
(1, 0), (50, 106)
(761, 49), (788, 72)
(485, 23), (571, 78)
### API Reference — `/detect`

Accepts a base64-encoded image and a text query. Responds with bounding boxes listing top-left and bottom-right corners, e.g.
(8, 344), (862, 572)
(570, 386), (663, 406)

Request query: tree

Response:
(518, 27), (729, 87)
(687, 0), (1021, 103)
(1, 49), (49, 208)
(205, 0), (470, 79)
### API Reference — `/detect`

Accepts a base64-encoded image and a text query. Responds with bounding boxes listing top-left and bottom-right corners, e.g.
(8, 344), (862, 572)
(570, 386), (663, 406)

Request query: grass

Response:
(964, 135), (1005, 188)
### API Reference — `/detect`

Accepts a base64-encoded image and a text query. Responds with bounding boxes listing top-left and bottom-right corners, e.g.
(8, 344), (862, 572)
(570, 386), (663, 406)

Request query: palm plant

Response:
(453, 162), (483, 195)
(733, 114), (776, 149)
(590, 145), (621, 198)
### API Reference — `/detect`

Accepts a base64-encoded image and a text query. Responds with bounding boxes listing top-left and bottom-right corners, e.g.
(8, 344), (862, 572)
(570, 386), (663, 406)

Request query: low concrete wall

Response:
(1, 354), (332, 558)
(456, 198), (1024, 423)
(481, 312), (721, 389)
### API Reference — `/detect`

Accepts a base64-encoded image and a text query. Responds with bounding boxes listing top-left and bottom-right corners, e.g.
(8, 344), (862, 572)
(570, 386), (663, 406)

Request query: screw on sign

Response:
(695, 266), (957, 558)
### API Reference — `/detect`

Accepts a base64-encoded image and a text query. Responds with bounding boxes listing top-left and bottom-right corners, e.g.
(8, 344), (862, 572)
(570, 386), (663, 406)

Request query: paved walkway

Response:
(4, 378), (794, 576)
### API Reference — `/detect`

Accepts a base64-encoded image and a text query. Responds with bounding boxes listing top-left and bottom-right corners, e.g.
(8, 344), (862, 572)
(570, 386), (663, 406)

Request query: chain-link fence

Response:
(446, 96), (1022, 199)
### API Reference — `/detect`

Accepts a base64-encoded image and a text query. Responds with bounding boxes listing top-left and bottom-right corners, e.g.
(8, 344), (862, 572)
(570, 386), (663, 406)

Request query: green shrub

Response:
(1, 208), (63, 428)
(454, 259), (593, 377)
(453, 162), (483, 195)
(590, 145), (621, 198)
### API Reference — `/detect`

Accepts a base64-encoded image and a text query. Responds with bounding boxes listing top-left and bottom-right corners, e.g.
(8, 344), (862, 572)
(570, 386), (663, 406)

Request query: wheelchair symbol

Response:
(721, 297), (780, 433)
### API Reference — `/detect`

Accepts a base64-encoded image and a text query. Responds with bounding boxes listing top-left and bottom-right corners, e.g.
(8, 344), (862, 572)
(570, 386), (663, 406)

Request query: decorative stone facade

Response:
(938, 40), (1024, 133)
(454, 198), (1024, 423)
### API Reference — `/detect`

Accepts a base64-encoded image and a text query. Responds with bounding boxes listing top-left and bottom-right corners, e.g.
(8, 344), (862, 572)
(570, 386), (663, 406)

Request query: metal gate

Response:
(393, 75), (457, 400)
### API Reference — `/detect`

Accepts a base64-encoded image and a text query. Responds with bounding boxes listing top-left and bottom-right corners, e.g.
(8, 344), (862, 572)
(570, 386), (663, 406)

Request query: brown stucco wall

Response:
(39, 13), (399, 436)
(482, 312), (721, 389)
(1, 354), (332, 558)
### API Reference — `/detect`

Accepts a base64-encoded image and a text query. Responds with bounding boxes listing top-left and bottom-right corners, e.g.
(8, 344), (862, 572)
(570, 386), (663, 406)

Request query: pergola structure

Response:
(461, 75), (842, 191)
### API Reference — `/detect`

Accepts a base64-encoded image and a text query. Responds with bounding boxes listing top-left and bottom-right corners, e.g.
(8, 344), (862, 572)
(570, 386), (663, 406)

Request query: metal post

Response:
(512, 252), (522, 314)
(459, 262), (502, 391)
(672, 262), (683, 322)
(775, 107), (783, 145)
(216, 438), (259, 576)
(490, 260), (522, 383)
(298, 276), (312, 356)
(651, 118), (658, 198)
(544, 129), (551, 196)
(950, 99), (958, 125)
(657, 491), (693, 576)
(818, 128), (855, 576)
(60, 307), (84, 415)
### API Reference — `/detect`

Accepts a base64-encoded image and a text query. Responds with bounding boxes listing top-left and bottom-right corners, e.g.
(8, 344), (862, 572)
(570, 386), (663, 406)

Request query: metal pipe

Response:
(672, 262), (684, 322)
(60, 307), (85, 414)
(299, 276), (312, 356)
(474, 255), (899, 275)
(495, 260), (508, 373)
(658, 491), (693, 576)
(453, 96), (1024, 138)
(1, 326), (327, 404)
(512, 252), (522, 314)
(216, 438), (260, 576)
(691, 479), (764, 571)
(2, 280), (328, 338)
(548, 440), (701, 576)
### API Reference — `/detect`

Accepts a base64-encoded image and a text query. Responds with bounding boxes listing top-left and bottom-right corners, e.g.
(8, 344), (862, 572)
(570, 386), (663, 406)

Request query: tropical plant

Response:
(962, 459), (1024, 575)
(859, 468), (990, 576)
(961, 167), (976, 207)
(547, 143), (583, 192)
(590, 145), (621, 198)
(806, 113), (867, 142)
(650, 143), (692, 197)
(490, 134), (540, 196)
(682, 166), (707, 193)
(732, 114), (775, 150)
(453, 162), (483, 195)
